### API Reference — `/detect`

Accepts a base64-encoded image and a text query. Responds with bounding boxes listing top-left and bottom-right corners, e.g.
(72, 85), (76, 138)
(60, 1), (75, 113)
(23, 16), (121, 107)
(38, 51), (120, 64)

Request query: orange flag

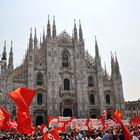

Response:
(113, 111), (131, 140)
(114, 109), (123, 119)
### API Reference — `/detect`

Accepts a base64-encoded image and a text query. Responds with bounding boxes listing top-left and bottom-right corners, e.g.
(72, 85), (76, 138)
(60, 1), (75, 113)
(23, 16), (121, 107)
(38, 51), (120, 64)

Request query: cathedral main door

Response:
(36, 116), (43, 126)
(63, 108), (72, 117)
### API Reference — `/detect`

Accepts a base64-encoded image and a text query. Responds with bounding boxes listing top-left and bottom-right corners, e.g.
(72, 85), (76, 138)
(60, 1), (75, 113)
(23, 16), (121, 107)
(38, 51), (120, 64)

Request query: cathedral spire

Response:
(2, 40), (7, 60)
(34, 28), (38, 49)
(104, 62), (107, 76)
(10, 40), (13, 53)
(47, 15), (51, 38)
(29, 28), (32, 40)
(40, 33), (42, 45)
(111, 52), (115, 75)
(115, 52), (120, 75)
(52, 16), (56, 39)
(111, 52), (123, 112)
(95, 36), (99, 58)
(8, 40), (13, 70)
(43, 27), (45, 41)
(79, 20), (83, 41)
(34, 28), (37, 41)
(94, 36), (105, 113)
(29, 28), (33, 49)
(74, 19), (78, 41)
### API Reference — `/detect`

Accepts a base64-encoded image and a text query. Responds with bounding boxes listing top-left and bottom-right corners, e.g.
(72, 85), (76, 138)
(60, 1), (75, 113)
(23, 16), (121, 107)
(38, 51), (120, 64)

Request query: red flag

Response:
(17, 110), (34, 134)
(9, 87), (36, 134)
(9, 87), (36, 112)
(100, 111), (108, 130)
(48, 116), (58, 128)
(57, 116), (74, 133)
(69, 117), (74, 130)
(41, 124), (48, 135)
(0, 107), (10, 130)
(113, 111), (132, 140)
(58, 117), (68, 133)
(70, 118), (87, 132)
(41, 127), (61, 140)
(100, 115), (107, 131)
(9, 119), (17, 129)
(101, 111), (107, 117)
(86, 118), (97, 132)
(134, 114), (140, 132)
(129, 118), (134, 127)
(134, 114), (140, 124)
(18, 87), (36, 106)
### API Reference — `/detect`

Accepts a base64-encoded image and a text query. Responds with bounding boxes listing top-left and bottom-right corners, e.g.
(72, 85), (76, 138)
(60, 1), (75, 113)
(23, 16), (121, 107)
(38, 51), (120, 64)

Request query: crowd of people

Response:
(0, 127), (42, 140)
(0, 125), (140, 140)
(1, 87), (139, 139)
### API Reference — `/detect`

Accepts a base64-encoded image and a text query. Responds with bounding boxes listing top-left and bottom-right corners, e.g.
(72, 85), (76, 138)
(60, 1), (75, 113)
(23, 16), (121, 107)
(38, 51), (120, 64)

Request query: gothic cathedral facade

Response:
(0, 17), (125, 125)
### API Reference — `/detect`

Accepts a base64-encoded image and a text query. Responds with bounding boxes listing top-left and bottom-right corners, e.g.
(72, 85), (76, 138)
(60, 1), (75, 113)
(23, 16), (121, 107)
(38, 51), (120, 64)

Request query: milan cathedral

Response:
(0, 17), (125, 125)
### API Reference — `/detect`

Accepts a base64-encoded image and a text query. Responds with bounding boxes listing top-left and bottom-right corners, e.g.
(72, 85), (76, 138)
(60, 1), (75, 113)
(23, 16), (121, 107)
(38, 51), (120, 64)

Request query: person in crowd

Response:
(132, 131), (139, 140)
(102, 130), (109, 140)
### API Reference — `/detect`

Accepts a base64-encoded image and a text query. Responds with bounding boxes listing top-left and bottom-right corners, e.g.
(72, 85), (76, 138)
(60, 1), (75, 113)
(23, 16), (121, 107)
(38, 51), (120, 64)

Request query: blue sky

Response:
(0, 0), (140, 101)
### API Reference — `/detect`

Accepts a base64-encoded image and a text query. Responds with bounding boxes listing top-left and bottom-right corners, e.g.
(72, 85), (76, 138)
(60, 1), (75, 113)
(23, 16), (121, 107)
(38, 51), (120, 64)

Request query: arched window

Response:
(90, 94), (95, 105)
(62, 51), (69, 67)
(106, 94), (110, 104)
(64, 78), (70, 90)
(36, 72), (43, 85)
(37, 93), (42, 105)
(88, 76), (94, 87)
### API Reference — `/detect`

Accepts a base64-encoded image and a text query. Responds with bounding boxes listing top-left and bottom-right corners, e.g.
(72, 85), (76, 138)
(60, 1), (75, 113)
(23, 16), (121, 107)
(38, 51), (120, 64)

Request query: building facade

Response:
(0, 17), (125, 125)
(125, 100), (140, 120)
